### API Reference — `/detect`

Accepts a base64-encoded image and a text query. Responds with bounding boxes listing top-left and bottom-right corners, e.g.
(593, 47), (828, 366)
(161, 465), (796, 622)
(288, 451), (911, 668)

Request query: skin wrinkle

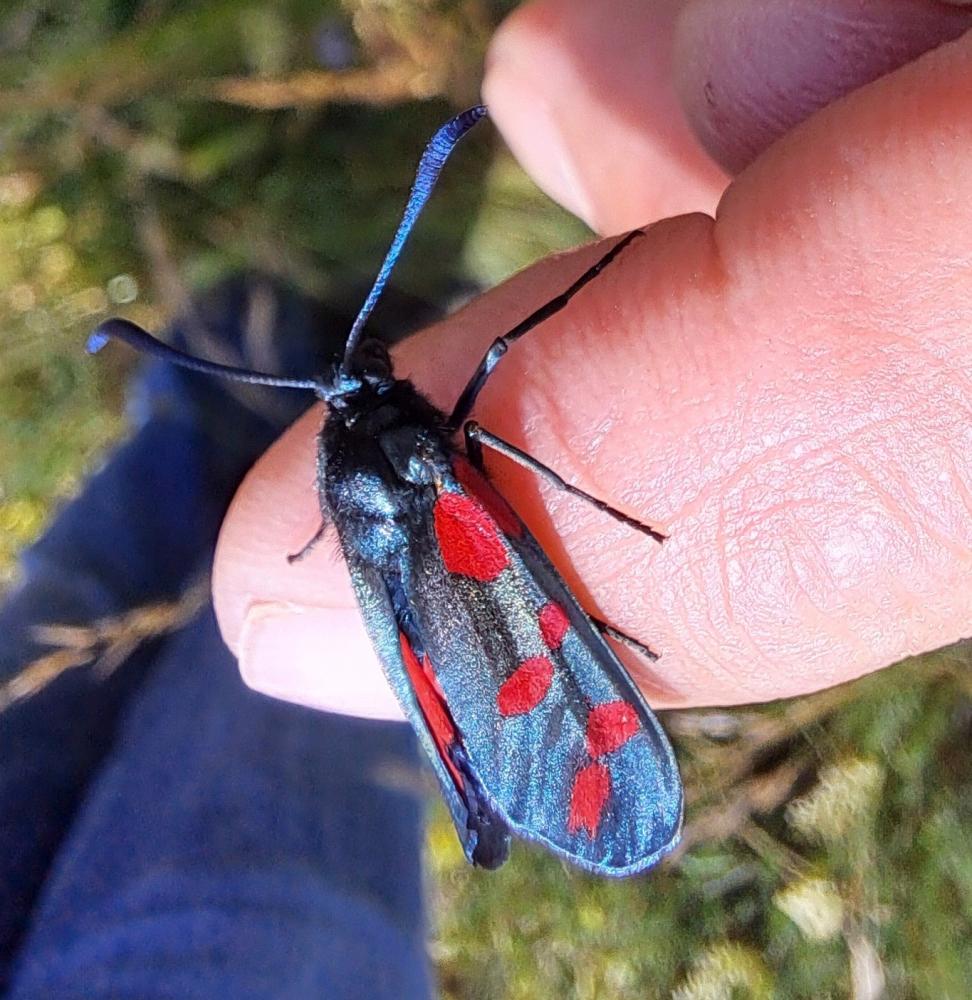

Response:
(868, 322), (972, 381)
(732, 443), (903, 578)
(844, 376), (967, 548)
(741, 428), (896, 535)
(844, 456), (937, 570)
(782, 528), (876, 672)
(946, 454), (972, 530)
(709, 407), (971, 674)
(682, 317), (964, 520)
(687, 480), (819, 683)
(790, 488), (884, 604)
(884, 431), (972, 562)
(653, 509), (767, 694)
(665, 382), (964, 691)
(714, 492), (736, 634)
(685, 539), (778, 697)
(753, 551), (847, 682)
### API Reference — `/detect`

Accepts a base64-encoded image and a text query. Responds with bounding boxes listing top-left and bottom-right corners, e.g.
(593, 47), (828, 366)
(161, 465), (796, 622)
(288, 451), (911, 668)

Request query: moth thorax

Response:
(380, 425), (440, 485)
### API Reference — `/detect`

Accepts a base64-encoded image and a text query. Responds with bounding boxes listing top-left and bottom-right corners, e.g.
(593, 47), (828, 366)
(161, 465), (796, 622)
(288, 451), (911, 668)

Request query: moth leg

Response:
(463, 421), (666, 544)
(589, 616), (660, 662)
(287, 521), (327, 564)
(463, 417), (486, 471)
(447, 229), (644, 429)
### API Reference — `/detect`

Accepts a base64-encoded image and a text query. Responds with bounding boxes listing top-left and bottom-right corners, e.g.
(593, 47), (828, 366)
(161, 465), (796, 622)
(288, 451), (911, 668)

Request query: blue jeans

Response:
(0, 281), (431, 998)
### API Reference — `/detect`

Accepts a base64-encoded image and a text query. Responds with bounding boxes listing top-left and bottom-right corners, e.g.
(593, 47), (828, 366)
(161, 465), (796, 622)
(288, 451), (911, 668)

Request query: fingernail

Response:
(484, 54), (598, 229)
(238, 602), (404, 721)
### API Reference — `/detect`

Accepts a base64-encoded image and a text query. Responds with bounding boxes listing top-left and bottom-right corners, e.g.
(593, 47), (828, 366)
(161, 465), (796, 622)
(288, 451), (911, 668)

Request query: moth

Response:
(88, 105), (683, 876)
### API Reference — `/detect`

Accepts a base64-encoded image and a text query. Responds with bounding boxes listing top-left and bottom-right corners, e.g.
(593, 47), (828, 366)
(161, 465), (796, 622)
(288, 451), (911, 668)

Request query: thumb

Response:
(214, 32), (972, 716)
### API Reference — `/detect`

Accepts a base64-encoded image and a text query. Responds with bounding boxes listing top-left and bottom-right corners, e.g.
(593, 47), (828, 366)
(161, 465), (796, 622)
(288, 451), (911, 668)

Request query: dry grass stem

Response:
(1, 577), (209, 711)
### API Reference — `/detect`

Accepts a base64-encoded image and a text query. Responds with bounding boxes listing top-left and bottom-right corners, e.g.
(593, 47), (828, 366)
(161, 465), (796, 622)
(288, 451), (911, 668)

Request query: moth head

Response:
(320, 337), (395, 414)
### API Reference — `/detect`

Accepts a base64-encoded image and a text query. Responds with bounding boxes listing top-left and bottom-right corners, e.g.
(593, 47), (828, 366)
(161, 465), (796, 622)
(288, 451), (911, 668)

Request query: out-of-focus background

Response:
(0, 2), (968, 997)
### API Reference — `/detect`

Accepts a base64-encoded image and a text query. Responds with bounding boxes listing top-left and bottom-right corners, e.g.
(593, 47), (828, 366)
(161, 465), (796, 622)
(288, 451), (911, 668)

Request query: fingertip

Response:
(482, 62), (599, 230)
(486, 0), (971, 223)
(484, 0), (726, 233)
(212, 406), (352, 655)
(238, 602), (405, 721)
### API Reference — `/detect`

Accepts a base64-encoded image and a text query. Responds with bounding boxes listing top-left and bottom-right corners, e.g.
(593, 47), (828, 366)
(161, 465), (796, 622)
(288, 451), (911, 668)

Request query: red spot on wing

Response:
(586, 700), (641, 758)
(538, 602), (570, 649)
(452, 456), (523, 538)
(497, 656), (554, 717)
(567, 762), (612, 838)
(434, 491), (508, 582)
(399, 633), (463, 788)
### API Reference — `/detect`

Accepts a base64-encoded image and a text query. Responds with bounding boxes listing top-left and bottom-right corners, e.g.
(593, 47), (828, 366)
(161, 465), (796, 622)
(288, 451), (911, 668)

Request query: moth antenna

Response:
(88, 318), (321, 393)
(340, 104), (488, 373)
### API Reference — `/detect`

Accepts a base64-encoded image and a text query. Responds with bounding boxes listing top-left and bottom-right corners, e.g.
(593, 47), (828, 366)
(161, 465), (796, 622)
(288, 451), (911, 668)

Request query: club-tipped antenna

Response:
(87, 318), (321, 392)
(340, 104), (488, 373)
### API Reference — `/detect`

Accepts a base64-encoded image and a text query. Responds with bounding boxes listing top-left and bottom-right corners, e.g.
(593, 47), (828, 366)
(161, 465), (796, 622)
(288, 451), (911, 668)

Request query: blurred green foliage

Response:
(0, 2), (968, 997)
(0, 0), (584, 576)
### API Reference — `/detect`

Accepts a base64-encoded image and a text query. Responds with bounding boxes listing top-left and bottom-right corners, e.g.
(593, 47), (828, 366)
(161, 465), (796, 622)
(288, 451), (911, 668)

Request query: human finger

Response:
(214, 33), (972, 714)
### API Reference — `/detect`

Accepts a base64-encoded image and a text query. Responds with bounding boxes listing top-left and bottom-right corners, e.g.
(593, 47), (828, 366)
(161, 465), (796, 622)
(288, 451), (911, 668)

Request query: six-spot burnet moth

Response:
(87, 105), (683, 876)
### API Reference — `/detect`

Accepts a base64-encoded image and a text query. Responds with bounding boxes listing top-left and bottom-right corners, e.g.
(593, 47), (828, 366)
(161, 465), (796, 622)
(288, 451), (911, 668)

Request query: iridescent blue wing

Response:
(342, 551), (513, 869)
(398, 454), (682, 877)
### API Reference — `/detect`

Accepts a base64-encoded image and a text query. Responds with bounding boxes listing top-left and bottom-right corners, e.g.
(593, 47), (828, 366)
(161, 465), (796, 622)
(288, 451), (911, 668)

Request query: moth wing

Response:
(404, 456), (683, 876)
(342, 550), (511, 869)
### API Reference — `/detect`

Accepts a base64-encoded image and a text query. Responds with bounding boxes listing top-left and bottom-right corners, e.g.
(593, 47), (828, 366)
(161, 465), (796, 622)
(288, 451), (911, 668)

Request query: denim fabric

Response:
(0, 281), (431, 998)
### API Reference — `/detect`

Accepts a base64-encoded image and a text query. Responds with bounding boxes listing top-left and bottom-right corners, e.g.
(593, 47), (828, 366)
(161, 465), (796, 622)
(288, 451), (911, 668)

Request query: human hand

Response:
(213, 0), (972, 719)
